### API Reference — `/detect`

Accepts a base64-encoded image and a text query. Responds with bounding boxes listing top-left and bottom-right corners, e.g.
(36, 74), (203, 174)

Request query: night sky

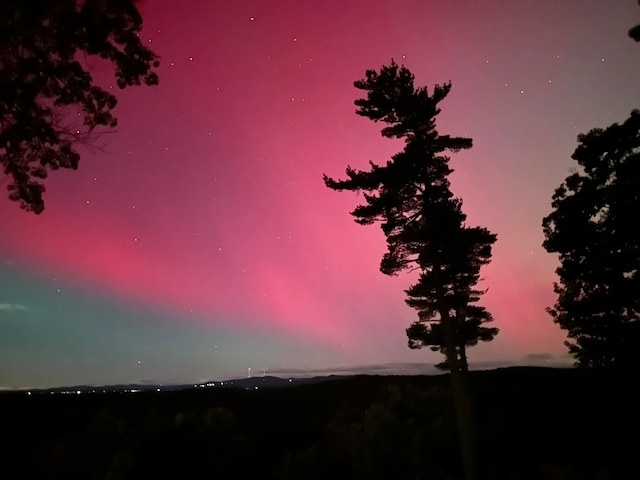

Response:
(2, 0), (639, 389)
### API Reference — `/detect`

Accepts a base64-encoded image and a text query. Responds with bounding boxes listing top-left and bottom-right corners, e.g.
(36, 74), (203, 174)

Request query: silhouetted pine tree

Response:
(324, 60), (497, 480)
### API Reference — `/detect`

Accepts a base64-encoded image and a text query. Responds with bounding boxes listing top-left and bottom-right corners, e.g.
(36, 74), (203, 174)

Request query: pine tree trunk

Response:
(439, 303), (476, 480)
(459, 343), (469, 373)
(455, 310), (469, 373)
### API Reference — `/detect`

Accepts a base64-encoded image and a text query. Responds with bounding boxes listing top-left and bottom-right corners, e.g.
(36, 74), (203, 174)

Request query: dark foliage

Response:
(542, 111), (640, 368)
(324, 60), (498, 480)
(0, 0), (159, 213)
(323, 60), (497, 373)
(2, 368), (639, 480)
(407, 304), (497, 371)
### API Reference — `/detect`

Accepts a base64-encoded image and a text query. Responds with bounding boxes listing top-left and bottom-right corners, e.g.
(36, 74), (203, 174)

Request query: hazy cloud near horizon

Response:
(0, 303), (27, 311)
(266, 354), (574, 378)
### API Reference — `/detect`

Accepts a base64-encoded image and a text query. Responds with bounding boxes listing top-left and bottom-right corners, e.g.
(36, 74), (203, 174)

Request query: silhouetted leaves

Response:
(0, 0), (159, 213)
(324, 60), (497, 480)
(324, 61), (497, 372)
(543, 111), (640, 368)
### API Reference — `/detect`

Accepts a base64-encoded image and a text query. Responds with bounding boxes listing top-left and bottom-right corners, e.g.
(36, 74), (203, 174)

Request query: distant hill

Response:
(13, 374), (346, 395)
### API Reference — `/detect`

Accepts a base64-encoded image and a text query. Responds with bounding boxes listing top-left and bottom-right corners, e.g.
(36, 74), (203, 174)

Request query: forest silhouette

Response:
(2, 1), (640, 479)
(2, 368), (639, 479)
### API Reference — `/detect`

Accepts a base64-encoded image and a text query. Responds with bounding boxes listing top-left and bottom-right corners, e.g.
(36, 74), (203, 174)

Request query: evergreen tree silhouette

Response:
(324, 60), (497, 480)
(0, 0), (159, 213)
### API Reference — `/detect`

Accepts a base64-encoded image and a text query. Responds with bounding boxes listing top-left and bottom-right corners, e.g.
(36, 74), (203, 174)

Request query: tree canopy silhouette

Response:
(0, 0), (159, 214)
(323, 60), (497, 374)
(543, 111), (640, 368)
(324, 60), (497, 480)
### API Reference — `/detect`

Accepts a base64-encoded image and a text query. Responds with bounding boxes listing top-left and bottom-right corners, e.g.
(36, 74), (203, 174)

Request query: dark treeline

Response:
(2, 367), (639, 480)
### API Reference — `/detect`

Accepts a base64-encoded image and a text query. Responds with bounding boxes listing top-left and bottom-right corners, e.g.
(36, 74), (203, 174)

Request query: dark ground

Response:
(1, 367), (637, 479)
